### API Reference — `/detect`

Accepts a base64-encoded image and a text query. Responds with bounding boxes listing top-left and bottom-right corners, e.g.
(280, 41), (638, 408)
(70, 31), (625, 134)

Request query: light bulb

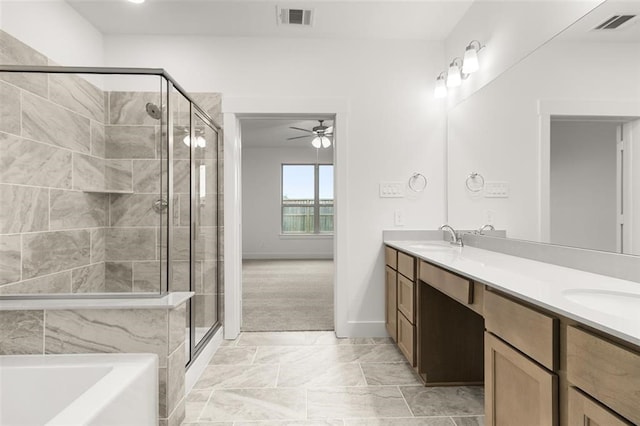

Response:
(183, 135), (190, 146)
(446, 61), (462, 88)
(462, 46), (479, 74)
(434, 75), (447, 98)
(312, 137), (322, 148)
(196, 136), (206, 148)
(321, 137), (331, 148)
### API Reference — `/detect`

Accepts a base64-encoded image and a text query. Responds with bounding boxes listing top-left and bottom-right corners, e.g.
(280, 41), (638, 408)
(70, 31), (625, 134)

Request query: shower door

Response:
(190, 108), (220, 353)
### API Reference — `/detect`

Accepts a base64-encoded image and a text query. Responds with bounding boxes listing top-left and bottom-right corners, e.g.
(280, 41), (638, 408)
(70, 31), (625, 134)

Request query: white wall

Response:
(447, 40), (640, 242)
(242, 145), (334, 259)
(0, 0), (104, 67)
(550, 120), (618, 252)
(103, 35), (447, 334)
(443, 0), (603, 106)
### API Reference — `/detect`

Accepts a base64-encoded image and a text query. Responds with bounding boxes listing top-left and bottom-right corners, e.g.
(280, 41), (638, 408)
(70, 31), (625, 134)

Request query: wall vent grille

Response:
(277, 7), (313, 26)
(594, 15), (636, 30)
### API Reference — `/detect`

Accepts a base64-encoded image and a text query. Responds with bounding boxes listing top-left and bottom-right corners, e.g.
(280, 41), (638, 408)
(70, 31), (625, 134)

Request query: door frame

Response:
(222, 97), (349, 339)
(537, 99), (640, 244)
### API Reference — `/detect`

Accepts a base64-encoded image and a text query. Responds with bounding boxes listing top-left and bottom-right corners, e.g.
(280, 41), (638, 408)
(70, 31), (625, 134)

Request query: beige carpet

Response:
(242, 259), (334, 331)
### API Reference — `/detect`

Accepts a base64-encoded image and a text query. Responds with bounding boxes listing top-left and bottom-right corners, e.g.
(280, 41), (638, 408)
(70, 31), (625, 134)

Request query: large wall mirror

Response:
(447, 0), (640, 256)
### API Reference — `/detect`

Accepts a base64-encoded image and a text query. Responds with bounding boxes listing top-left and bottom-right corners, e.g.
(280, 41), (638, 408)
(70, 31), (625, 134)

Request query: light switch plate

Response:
(484, 181), (509, 198)
(379, 182), (405, 198)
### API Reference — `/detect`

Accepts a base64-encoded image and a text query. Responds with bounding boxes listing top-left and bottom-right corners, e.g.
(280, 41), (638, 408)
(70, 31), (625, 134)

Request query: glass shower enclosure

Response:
(0, 65), (222, 365)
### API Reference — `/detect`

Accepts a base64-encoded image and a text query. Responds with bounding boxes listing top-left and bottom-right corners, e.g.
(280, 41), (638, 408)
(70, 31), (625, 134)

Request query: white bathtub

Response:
(0, 353), (158, 426)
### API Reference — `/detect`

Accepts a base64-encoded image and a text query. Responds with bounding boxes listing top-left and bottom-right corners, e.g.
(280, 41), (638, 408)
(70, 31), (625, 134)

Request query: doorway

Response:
(240, 117), (335, 331)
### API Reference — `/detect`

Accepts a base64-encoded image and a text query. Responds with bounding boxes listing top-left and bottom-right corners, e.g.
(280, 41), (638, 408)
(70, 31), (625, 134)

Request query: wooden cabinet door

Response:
(568, 387), (632, 426)
(397, 273), (415, 324)
(385, 266), (397, 342)
(397, 311), (415, 366)
(485, 332), (558, 426)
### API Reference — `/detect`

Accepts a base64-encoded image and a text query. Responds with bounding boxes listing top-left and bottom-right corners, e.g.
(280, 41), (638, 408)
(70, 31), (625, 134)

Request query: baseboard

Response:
(242, 253), (333, 260)
(185, 326), (223, 395)
(341, 321), (389, 338)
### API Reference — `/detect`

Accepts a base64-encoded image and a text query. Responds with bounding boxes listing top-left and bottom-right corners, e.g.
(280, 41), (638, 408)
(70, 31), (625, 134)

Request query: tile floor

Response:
(183, 331), (484, 426)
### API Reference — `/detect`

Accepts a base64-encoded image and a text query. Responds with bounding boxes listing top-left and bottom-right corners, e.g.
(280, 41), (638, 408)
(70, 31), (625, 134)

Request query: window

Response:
(282, 164), (334, 234)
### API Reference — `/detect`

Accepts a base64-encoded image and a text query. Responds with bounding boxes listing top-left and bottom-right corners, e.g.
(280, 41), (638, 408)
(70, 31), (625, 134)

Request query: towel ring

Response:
(408, 173), (427, 192)
(465, 172), (485, 192)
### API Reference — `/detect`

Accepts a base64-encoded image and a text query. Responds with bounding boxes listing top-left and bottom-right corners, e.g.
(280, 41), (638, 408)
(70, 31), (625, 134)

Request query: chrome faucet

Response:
(477, 224), (495, 235)
(439, 224), (463, 247)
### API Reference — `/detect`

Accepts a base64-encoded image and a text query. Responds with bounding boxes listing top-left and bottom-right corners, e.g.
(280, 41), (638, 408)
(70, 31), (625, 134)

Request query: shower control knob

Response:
(152, 198), (168, 214)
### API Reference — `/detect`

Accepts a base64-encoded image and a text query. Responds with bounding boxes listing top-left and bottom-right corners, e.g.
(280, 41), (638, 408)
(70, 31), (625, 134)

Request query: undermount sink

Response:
(406, 242), (456, 251)
(562, 289), (640, 319)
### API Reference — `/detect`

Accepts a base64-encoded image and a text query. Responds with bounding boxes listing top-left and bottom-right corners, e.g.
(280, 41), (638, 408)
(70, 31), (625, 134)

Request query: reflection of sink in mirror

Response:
(562, 289), (640, 319)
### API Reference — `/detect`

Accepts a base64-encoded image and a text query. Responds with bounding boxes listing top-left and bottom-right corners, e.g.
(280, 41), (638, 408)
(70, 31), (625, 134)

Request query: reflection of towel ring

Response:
(466, 172), (485, 192)
(408, 173), (427, 192)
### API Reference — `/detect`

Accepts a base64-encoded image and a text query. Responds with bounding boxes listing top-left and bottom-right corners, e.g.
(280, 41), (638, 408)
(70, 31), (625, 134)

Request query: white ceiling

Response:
(556, 0), (640, 42)
(65, 0), (473, 40)
(241, 118), (334, 148)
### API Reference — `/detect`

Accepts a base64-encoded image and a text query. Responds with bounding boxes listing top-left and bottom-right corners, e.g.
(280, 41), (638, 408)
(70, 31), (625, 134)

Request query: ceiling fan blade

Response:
(287, 135), (313, 140)
(325, 126), (334, 134)
(289, 126), (314, 133)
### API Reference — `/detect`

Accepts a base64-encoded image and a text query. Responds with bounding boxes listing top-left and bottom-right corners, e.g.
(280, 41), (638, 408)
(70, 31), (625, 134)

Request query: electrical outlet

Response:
(394, 209), (404, 226)
(379, 182), (405, 198)
(485, 210), (495, 225)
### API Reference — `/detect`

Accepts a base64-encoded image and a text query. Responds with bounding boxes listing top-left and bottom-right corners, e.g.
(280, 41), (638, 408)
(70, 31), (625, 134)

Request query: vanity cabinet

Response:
(485, 332), (558, 426)
(566, 326), (640, 425)
(416, 260), (484, 385)
(384, 246), (417, 365)
(484, 290), (559, 426)
(568, 387), (632, 426)
(384, 245), (398, 342)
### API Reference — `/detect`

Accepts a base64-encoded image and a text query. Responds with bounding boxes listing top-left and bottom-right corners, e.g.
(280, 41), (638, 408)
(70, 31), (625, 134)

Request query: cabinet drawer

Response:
(485, 332), (558, 426)
(568, 387), (632, 426)
(397, 252), (415, 280)
(385, 246), (397, 269)
(397, 311), (415, 366)
(397, 273), (415, 324)
(484, 290), (557, 371)
(419, 260), (472, 305)
(567, 326), (640, 424)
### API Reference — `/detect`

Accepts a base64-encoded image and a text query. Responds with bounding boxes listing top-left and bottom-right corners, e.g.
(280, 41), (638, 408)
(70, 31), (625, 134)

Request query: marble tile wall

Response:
(0, 28), (224, 322)
(0, 30), (109, 295)
(0, 303), (188, 424)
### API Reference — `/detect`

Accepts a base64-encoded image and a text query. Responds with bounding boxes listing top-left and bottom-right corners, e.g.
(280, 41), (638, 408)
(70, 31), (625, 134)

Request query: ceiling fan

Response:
(287, 120), (334, 148)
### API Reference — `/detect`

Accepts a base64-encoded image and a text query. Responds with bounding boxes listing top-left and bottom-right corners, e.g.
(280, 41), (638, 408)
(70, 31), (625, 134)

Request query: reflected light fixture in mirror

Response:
(434, 72), (447, 98)
(462, 40), (483, 74)
(446, 58), (463, 88)
(128, 0), (145, 3)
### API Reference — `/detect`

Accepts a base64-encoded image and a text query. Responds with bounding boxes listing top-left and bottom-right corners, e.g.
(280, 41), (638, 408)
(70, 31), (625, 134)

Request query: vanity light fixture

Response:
(434, 72), (447, 98)
(446, 58), (463, 88)
(183, 129), (206, 148)
(462, 40), (484, 74)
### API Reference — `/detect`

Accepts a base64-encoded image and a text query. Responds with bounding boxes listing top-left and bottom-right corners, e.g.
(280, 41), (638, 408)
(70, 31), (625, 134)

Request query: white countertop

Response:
(385, 240), (640, 347)
(0, 292), (194, 311)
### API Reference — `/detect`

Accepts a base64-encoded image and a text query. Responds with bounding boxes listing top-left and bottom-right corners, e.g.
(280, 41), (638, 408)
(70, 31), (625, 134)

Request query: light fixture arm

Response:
(466, 40), (485, 52)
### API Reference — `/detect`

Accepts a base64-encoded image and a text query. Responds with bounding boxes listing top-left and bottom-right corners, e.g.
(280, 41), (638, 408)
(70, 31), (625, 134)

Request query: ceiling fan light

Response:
(321, 137), (331, 148)
(311, 137), (322, 149)
(183, 135), (190, 147)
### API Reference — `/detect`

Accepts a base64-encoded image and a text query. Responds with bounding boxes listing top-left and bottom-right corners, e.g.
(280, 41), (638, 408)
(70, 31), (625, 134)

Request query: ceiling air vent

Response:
(277, 7), (313, 26)
(593, 15), (636, 30)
